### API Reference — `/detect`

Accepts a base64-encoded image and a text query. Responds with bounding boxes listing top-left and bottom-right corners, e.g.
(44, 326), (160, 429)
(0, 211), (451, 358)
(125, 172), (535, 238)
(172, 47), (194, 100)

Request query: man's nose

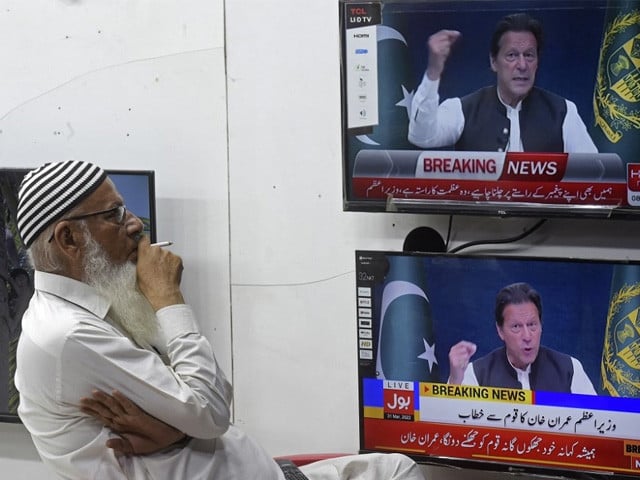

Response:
(125, 211), (144, 236)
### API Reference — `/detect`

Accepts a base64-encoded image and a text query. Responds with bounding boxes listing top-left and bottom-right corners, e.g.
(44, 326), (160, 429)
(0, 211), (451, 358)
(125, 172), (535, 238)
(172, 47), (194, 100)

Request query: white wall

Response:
(0, 1), (229, 477)
(2, 1), (640, 479)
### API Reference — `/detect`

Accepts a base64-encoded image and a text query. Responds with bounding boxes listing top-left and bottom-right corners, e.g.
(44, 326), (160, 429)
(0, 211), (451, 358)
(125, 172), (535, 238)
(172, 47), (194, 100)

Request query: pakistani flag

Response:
(601, 263), (640, 396)
(592, 1), (640, 163)
(376, 256), (438, 382)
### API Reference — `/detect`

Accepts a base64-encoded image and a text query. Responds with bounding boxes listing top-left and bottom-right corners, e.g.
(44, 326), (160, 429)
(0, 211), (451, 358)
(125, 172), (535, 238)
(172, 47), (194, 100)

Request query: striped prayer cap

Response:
(17, 160), (107, 248)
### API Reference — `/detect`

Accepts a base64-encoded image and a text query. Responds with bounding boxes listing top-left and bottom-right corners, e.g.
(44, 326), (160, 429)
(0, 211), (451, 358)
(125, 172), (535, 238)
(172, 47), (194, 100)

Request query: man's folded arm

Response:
(64, 305), (232, 439)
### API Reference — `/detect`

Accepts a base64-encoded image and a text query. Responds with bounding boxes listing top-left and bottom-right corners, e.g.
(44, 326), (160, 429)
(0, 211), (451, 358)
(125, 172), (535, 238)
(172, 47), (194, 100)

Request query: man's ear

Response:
(489, 54), (497, 72)
(496, 322), (505, 341)
(48, 222), (87, 281)
(50, 221), (82, 255)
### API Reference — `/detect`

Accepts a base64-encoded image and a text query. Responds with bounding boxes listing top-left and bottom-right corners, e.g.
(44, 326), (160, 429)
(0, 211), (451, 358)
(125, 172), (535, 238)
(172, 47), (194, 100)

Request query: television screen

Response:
(0, 168), (157, 422)
(341, 0), (640, 218)
(355, 250), (640, 478)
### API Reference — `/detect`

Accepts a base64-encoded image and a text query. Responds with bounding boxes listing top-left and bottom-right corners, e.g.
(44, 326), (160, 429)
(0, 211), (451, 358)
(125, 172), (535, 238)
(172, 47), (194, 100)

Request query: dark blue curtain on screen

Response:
(420, 256), (612, 387)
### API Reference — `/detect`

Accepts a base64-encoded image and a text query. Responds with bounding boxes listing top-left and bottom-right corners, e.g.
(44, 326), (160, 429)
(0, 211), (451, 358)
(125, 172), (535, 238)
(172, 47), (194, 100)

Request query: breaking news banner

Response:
(362, 378), (640, 476)
(352, 150), (628, 206)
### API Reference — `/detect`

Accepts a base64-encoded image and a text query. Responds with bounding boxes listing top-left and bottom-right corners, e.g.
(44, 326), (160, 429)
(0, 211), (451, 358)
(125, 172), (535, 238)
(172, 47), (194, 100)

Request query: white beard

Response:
(81, 235), (159, 347)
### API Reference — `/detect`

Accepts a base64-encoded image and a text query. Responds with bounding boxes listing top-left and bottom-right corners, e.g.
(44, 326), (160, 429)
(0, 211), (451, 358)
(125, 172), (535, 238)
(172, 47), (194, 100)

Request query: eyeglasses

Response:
(48, 205), (127, 242)
(64, 205), (128, 224)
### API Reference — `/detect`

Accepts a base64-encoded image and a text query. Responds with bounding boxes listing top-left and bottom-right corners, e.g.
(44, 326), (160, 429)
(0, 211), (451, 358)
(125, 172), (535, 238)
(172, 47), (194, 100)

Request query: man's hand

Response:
(426, 29), (461, 80)
(80, 390), (187, 455)
(136, 236), (185, 311)
(448, 340), (476, 384)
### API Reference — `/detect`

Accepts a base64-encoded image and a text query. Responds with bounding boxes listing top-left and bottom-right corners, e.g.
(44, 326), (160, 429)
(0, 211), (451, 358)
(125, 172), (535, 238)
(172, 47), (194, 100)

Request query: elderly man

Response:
(14, 160), (425, 480)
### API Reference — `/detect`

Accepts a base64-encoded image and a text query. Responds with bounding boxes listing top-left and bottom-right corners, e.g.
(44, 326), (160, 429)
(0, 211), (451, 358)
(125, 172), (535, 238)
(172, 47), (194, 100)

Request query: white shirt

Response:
(408, 76), (598, 153)
(15, 271), (284, 480)
(460, 357), (597, 395)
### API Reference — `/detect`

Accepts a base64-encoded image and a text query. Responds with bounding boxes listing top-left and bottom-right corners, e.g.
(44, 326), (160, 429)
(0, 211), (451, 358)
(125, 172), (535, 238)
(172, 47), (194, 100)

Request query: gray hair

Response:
(26, 218), (89, 273)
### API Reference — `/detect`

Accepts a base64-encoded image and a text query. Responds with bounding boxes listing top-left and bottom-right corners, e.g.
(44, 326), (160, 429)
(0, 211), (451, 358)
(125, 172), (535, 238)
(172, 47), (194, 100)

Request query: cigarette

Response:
(150, 241), (173, 247)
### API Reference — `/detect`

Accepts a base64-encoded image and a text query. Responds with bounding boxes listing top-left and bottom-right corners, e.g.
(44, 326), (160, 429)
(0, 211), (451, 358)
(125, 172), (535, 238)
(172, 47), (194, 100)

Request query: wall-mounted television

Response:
(341, 0), (640, 219)
(355, 250), (640, 478)
(0, 168), (157, 422)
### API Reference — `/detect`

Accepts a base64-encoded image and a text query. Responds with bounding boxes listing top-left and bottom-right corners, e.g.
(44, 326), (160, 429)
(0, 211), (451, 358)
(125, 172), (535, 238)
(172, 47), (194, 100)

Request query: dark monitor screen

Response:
(108, 170), (157, 242)
(341, 0), (640, 219)
(355, 250), (640, 478)
(0, 168), (157, 422)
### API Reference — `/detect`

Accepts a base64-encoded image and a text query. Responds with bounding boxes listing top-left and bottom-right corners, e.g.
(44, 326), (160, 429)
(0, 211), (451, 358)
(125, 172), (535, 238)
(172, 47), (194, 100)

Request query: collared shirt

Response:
(15, 271), (284, 480)
(502, 95), (523, 152)
(408, 76), (598, 153)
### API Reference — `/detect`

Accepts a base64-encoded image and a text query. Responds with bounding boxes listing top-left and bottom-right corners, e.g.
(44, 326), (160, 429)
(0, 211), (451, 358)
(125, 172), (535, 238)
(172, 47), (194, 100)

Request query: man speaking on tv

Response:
(408, 12), (598, 153)
(447, 282), (596, 394)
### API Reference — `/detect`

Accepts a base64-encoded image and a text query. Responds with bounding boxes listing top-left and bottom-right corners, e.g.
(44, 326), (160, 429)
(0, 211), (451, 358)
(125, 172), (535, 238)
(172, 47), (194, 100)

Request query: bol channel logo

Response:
(383, 380), (414, 421)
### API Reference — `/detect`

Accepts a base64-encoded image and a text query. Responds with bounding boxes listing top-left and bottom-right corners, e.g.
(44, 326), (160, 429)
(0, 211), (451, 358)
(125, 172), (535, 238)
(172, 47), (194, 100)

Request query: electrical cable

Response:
(445, 215), (453, 251)
(448, 218), (547, 254)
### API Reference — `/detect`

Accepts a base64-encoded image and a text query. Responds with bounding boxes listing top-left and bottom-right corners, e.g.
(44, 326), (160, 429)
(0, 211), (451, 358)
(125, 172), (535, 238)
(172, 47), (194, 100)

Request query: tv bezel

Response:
(355, 249), (640, 479)
(340, 0), (640, 220)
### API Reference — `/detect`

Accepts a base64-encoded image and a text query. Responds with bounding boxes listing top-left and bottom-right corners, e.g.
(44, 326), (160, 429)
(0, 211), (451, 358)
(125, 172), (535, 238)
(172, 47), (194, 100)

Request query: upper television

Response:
(0, 167), (157, 422)
(340, 0), (640, 218)
(355, 250), (640, 478)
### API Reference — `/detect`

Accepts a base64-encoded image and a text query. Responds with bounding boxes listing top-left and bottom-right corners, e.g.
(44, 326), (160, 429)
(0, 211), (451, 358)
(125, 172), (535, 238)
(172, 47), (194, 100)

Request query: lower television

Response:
(355, 250), (640, 478)
(0, 167), (157, 422)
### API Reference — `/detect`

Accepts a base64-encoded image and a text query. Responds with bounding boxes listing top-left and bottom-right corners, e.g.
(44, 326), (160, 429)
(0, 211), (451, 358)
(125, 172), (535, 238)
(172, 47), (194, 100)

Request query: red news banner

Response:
(363, 418), (640, 475)
(363, 381), (640, 476)
(351, 150), (636, 207)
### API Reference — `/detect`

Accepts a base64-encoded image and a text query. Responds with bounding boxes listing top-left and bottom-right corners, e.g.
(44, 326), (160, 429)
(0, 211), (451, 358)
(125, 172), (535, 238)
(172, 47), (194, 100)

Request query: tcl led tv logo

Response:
(627, 163), (640, 206)
(349, 7), (371, 24)
(383, 380), (414, 421)
(346, 4), (380, 28)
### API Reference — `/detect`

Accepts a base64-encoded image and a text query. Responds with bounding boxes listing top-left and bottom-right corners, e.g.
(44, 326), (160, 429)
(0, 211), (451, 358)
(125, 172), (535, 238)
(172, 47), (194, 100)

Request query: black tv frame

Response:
(340, 0), (640, 220)
(355, 249), (640, 479)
